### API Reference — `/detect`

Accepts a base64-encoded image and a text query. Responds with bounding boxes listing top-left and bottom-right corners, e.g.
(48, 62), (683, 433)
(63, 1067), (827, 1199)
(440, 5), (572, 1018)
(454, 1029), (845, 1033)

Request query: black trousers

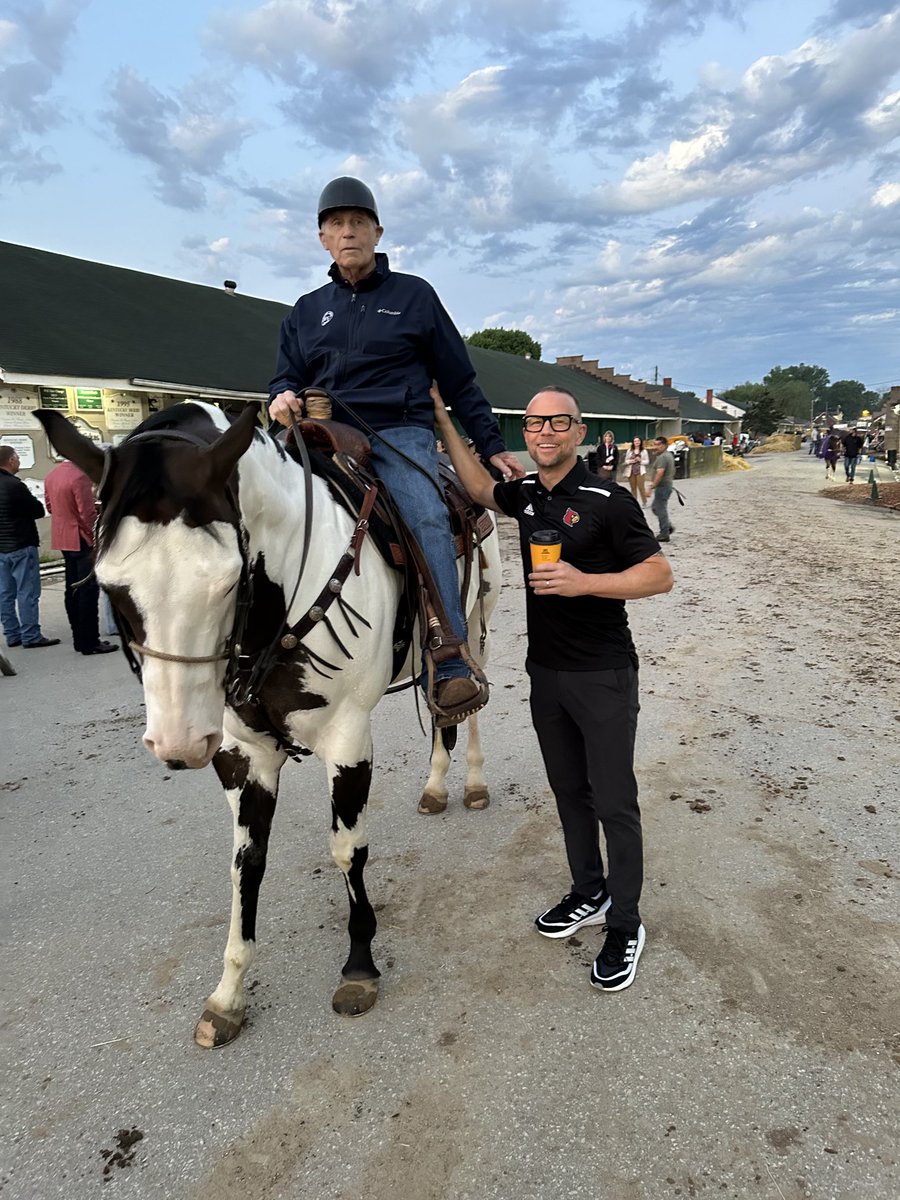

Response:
(62, 539), (100, 653)
(528, 660), (643, 933)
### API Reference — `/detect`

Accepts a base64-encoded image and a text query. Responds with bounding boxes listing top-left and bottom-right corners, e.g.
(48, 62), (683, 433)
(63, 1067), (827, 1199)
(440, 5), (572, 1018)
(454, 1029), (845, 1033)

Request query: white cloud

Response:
(850, 309), (899, 324)
(597, 10), (900, 216)
(871, 181), (900, 206)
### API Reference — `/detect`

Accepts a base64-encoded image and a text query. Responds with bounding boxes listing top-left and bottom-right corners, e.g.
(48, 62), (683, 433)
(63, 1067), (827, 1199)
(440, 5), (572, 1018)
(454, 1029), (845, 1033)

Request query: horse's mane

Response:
(98, 403), (225, 553)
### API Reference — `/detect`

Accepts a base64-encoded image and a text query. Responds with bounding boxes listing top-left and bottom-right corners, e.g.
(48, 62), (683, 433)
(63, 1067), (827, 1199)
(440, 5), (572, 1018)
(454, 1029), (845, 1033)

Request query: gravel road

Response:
(3, 449), (898, 1200)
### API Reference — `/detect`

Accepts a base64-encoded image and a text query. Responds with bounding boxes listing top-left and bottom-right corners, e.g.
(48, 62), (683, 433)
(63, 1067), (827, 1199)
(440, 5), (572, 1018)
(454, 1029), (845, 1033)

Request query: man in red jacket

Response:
(44, 459), (116, 656)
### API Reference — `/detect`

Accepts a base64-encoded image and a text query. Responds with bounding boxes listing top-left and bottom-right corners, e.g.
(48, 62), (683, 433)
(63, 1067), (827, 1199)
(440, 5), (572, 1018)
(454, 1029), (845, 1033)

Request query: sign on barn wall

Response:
(1, 434), (35, 469)
(0, 389), (41, 430)
(39, 387), (69, 410)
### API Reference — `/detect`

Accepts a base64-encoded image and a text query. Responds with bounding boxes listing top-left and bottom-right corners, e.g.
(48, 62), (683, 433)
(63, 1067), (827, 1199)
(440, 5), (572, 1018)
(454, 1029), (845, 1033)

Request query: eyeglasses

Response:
(522, 414), (581, 432)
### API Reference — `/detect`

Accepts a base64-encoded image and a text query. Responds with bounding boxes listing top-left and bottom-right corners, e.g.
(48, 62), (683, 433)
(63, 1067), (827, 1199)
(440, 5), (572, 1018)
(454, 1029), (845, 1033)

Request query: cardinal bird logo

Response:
(563, 508), (580, 526)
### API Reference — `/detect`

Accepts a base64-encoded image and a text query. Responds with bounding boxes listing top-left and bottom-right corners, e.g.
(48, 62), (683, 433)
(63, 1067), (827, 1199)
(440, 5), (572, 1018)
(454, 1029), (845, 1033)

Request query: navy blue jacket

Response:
(269, 254), (506, 461)
(0, 470), (44, 553)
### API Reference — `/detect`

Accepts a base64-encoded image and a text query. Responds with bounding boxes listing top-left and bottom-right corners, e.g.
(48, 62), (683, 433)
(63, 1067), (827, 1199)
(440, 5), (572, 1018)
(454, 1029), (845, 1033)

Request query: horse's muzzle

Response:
(143, 730), (222, 769)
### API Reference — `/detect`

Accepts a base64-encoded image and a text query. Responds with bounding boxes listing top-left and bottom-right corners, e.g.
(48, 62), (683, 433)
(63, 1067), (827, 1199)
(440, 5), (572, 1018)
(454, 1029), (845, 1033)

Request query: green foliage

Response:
(724, 364), (880, 429)
(821, 379), (881, 423)
(769, 378), (815, 421)
(465, 327), (542, 359)
(719, 382), (784, 435)
(764, 363), (830, 398)
(719, 382), (767, 409)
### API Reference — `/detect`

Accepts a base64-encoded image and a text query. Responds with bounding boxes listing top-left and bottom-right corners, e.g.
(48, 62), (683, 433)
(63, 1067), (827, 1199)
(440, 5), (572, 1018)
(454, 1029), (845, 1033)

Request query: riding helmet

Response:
(317, 177), (379, 227)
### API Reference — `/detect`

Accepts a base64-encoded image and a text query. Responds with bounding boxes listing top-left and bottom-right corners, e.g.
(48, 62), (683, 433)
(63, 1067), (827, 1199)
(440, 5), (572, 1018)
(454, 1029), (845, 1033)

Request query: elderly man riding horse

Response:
(268, 176), (524, 726)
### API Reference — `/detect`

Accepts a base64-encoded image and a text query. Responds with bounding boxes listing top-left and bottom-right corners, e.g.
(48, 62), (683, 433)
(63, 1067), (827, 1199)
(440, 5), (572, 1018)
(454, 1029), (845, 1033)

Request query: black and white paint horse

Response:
(37, 401), (499, 1047)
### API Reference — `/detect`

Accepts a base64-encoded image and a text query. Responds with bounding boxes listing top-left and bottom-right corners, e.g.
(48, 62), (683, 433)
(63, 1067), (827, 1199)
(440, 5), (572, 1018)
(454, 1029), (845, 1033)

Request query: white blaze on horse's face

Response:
(98, 513), (243, 770)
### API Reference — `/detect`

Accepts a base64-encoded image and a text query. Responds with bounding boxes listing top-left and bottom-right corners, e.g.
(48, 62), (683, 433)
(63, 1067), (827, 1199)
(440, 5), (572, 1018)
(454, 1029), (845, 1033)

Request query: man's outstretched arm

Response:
(432, 390), (505, 512)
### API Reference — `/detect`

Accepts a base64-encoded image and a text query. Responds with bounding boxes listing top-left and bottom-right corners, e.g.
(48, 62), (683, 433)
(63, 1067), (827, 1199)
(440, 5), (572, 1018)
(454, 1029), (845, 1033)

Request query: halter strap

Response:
(128, 641), (228, 665)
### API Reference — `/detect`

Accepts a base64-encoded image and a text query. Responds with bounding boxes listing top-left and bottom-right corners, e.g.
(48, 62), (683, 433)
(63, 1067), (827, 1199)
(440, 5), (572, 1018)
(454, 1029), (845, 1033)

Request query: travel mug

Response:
(530, 529), (562, 569)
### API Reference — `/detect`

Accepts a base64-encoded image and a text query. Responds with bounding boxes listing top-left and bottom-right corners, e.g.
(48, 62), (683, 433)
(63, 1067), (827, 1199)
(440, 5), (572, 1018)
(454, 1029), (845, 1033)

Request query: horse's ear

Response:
(204, 404), (259, 484)
(33, 410), (106, 485)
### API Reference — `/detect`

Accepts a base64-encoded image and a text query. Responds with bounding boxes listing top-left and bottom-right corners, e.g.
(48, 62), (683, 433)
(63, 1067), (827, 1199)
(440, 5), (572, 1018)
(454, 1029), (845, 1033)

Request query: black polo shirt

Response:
(493, 458), (661, 671)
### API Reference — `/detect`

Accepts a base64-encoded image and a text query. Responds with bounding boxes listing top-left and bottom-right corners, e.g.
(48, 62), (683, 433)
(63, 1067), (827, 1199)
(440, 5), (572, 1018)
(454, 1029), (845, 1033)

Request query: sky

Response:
(1, 0), (898, 397)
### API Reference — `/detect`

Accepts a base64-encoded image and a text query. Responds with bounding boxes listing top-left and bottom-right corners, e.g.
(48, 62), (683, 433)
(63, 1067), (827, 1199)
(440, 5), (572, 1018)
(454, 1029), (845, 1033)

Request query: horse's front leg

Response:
(194, 727), (286, 1048)
(324, 712), (380, 1017)
(418, 725), (452, 814)
(462, 711), (489, 810)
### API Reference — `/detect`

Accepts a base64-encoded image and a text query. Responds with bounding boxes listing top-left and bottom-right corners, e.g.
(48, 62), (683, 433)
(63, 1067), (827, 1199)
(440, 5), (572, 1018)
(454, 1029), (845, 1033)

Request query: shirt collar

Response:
(535, 457), (587, 497)
(328, 252), (390, 291)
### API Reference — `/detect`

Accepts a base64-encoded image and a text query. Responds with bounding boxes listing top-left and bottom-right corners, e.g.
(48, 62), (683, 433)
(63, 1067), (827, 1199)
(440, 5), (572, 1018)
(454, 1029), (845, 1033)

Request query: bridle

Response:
(96, 408), (360, 717)
(97, 423), (277, 686)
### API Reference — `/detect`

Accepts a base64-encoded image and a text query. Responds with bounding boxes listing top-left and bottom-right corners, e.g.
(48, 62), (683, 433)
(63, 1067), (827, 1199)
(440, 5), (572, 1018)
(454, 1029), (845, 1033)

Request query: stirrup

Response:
(424, 645), (490, 728)
(432, 675), (490, 728)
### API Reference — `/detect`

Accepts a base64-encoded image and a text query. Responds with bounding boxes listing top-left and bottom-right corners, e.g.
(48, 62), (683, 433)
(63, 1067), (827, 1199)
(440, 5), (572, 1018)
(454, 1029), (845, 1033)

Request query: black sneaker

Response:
(590, 924), (645, 991)
(535, 889), (611, 939)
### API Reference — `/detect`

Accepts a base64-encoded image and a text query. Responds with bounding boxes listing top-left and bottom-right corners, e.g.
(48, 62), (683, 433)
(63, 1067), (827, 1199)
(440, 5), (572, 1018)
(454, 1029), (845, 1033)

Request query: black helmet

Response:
(317, 176), (379, 227)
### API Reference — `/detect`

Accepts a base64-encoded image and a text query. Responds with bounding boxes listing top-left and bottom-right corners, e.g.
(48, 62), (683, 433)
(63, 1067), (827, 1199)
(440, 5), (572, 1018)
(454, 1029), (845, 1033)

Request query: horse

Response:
(35, 401), (500, 1047)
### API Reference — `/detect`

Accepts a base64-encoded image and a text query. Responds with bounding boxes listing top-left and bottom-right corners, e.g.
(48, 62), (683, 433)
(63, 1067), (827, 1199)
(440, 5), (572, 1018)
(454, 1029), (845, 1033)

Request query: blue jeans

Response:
(845, 456), (860, 481)
(0, 545), (42, 645)
(369, 426), (469, 680)
(651, 484), (673, 537)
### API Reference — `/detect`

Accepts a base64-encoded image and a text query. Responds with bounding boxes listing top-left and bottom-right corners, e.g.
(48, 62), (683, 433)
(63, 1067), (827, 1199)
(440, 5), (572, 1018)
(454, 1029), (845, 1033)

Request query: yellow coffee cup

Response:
(530, 529), (562, 569)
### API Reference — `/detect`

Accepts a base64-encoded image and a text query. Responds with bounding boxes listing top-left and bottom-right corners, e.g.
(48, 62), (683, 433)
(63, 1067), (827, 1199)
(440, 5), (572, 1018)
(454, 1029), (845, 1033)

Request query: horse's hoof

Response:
(194, 1005), (244, 1048)
(464, 787), (490, 810)
(332, 977), (379, 1017)
(417, 792), (447, 815)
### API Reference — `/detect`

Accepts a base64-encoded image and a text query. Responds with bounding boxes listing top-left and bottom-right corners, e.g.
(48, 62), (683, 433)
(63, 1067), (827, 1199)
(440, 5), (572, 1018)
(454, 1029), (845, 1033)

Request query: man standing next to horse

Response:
(433, 386), (673, 993)
(268, 176), (524, 726)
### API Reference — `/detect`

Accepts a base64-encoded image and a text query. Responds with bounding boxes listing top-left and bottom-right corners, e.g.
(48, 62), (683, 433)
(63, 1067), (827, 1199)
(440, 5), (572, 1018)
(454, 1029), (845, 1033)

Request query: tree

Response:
(820, 379), (881, 423)
(465, 327), (541, 359)
(768, 378), (815, 421)
(764, 363), (830, 398)
(719, 382), (784, 435)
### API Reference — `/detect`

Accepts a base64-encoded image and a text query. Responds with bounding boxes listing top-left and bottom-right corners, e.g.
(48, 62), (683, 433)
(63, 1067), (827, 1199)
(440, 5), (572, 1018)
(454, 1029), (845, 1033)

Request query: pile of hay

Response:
(721, 454), (752, 471)
(749, 434), (801, 454)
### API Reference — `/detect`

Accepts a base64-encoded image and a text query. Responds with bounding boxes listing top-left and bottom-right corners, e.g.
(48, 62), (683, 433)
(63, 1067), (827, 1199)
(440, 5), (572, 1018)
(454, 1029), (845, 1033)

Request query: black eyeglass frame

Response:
(521, 413), (583, 432)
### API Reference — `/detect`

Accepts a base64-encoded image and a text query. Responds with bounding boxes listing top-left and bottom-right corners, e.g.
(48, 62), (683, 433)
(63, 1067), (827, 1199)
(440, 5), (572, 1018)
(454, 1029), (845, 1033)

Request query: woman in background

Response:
(623, 436), (649, 506)
(597, 430), (619, 481)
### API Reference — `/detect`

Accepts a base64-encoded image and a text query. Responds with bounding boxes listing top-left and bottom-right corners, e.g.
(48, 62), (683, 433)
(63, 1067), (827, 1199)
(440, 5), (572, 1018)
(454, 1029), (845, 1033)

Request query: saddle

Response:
(281, 417), (494, 725)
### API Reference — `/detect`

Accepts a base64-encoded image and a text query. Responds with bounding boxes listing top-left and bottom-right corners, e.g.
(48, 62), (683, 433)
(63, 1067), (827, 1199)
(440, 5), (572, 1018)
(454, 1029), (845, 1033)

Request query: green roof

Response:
(1, 240), (685, 423)
(1, 240), (289, 394)
(464, 345), (673, 419)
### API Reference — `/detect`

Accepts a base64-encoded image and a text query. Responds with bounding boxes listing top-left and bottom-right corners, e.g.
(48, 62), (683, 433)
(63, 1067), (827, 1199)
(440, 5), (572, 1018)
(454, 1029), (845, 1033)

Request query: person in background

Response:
(597, 431), (619, 481)
(267, 175), (525, 726)
(623, 436), (649, 507)
(432, 384), (673, 993)
(44, 457), (117, 656)
(0, 445), (59, 649)
(647, 436), (675, 542)
(823, 430), (841, 481)
(702, 434), (712, 446)
(841, 427), (864, 483)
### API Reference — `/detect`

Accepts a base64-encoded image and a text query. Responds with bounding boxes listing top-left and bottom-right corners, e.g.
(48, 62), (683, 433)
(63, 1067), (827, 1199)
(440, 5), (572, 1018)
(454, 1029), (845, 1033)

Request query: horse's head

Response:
(35, 404), (258, 770)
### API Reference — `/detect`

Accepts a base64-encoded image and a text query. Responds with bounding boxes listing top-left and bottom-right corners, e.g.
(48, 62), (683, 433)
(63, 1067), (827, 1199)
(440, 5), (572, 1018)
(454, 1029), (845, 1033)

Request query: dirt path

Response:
(4, 450), (898, 1200)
